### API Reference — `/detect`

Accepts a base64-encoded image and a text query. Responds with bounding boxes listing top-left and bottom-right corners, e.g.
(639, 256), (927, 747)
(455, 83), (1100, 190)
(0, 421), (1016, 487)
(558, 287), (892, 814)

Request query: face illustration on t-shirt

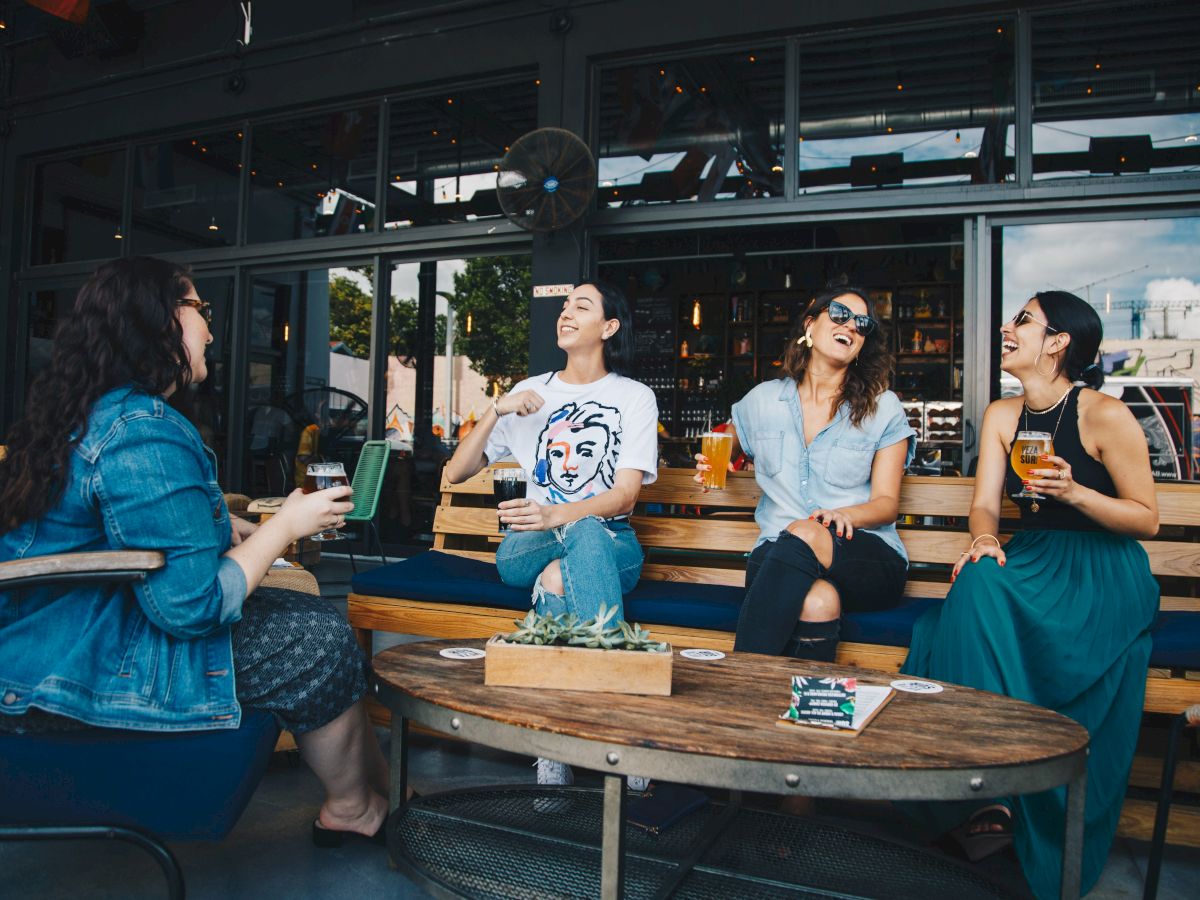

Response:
(531, 401), (623, 502)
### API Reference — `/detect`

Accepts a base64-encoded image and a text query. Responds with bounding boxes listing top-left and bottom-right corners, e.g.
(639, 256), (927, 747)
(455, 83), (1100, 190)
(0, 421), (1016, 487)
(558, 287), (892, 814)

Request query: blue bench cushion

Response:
(0, 708), (279, 840)
(353, 551), (1199, 669)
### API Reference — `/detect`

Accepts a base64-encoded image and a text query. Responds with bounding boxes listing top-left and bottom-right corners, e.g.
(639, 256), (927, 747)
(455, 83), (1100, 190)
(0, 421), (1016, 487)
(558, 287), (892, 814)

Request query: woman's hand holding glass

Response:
(498, 497), (554, 532)
(276, 485), (355, 543)
(693, 451), (734, 487)
(1024, 454), (1077, 504)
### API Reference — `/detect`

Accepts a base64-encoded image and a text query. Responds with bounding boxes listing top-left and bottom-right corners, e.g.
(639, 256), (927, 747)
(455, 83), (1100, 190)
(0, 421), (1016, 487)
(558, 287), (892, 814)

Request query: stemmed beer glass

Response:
(303, 462), (350, 541)
(1010, 431), (1053, 504)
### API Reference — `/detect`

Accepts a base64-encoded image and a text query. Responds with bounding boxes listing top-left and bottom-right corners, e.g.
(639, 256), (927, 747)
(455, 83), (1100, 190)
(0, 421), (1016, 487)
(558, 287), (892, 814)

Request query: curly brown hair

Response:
(779, 287), (894, 427)
(0, 257), (195, 531)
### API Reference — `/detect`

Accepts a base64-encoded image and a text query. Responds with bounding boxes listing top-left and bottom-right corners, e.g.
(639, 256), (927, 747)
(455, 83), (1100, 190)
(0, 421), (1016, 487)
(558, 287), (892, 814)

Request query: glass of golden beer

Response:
(1010, 431), (1053, 502)
(701, 432), (734, 490)
(303, 461), (350, 541)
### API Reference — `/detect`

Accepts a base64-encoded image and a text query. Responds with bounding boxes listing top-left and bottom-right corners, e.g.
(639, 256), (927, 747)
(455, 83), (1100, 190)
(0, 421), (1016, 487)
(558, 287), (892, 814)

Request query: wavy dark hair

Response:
(0, 257), (195, 531)
(1032, 290), (1105, 390)
(586, 280), (635, 378)
(779, 287), (894, 427)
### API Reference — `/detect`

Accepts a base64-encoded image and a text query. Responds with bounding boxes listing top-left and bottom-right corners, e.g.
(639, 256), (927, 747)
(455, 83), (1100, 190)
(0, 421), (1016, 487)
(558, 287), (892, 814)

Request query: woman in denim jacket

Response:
(0, 258), (390, 846)
(698, 287), (916, 662)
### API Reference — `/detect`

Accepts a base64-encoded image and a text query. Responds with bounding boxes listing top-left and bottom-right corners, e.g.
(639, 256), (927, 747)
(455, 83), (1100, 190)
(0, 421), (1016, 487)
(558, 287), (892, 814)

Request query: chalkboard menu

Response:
(633, 296), (675, 355)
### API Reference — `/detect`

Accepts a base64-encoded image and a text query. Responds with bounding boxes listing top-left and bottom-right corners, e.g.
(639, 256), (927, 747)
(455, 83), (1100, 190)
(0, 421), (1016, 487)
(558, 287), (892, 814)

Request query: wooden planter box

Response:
(484, 636), (673, 696)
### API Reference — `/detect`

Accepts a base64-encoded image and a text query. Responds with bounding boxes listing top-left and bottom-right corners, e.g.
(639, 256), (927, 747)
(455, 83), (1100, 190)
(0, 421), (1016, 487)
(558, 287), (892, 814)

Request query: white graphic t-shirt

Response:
(484, 371), (659, 506)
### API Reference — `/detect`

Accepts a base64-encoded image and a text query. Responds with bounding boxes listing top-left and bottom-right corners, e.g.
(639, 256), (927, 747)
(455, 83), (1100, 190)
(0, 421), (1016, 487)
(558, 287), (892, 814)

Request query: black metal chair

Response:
(1143, 703), (1200, 900)
(0, 551), (280, 900)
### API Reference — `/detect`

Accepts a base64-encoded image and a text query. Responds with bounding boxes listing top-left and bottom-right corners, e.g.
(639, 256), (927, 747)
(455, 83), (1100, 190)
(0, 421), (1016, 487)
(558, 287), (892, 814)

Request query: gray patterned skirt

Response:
(0, 588), (368, 735)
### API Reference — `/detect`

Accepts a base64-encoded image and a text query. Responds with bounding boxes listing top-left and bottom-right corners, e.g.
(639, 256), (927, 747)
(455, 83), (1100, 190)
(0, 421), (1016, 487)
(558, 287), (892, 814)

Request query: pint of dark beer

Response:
(493, 468), (528, 532)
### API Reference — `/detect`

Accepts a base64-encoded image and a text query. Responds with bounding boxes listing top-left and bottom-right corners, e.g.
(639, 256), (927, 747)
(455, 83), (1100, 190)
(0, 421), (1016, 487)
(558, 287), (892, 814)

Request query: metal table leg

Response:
(387, 715), (409, 869)
(600, 774), (627, 900)
(1060, 767), (1087, 900)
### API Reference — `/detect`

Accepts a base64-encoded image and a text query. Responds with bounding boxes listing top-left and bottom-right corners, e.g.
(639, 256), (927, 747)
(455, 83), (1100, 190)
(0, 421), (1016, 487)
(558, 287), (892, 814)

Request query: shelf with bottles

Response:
(923, 400), (964, 445)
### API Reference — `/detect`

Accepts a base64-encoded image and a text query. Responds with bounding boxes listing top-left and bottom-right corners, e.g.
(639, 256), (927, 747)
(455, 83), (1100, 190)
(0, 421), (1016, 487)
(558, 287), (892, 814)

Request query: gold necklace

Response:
(1022, 386), (1073, 513)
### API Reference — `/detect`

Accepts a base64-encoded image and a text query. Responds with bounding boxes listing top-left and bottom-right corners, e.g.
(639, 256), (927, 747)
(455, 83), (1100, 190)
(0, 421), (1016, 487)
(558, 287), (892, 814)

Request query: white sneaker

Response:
(627, 776), (651, 793)
(535, 758), (574, 786)
(533, 758), (573, 813)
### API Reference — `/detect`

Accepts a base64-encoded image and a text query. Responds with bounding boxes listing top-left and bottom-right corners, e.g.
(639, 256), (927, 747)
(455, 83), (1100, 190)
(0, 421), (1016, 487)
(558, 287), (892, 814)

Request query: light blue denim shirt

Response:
(731, 379), (917, 561)
(0, 387), (247, 731)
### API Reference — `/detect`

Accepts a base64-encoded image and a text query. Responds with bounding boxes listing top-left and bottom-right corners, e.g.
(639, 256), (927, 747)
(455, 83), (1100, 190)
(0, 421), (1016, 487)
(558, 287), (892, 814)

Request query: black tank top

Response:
(1005, 387), (1116, 531)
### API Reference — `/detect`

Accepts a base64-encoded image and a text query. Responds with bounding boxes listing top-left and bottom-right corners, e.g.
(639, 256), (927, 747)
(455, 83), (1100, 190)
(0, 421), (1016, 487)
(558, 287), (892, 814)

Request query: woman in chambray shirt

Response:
(698, 287), (916, 661)
(0, 258), (391, 847)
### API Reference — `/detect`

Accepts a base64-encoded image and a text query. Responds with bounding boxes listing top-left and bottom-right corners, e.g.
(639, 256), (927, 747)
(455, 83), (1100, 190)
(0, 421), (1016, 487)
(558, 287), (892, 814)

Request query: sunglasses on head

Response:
(1011, 309), (1058, 333)
(178, 297), (213, 326)
(824, 299), (876, 336)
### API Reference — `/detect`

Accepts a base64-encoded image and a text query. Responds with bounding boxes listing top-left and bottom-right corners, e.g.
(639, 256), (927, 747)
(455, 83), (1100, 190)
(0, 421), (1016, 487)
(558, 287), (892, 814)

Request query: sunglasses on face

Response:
(824, 300), (876, 336)
(178, 297), (213, 326)
(1010, 309), (1058, 332)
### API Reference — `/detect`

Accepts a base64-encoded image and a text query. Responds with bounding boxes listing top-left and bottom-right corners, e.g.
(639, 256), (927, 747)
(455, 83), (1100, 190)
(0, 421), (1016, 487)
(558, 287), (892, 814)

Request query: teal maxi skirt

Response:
(901, 529), (1158, 899)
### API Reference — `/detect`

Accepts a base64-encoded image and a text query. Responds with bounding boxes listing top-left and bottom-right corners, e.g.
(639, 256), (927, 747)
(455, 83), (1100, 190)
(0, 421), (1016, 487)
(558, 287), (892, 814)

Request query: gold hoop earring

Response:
(1033, 351), (1057, 379)
(797, 329), (813, 348)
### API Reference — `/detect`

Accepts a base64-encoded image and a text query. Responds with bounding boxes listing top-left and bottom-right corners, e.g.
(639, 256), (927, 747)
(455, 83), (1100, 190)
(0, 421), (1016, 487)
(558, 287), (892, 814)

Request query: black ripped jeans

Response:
(733, 525), (908, 659)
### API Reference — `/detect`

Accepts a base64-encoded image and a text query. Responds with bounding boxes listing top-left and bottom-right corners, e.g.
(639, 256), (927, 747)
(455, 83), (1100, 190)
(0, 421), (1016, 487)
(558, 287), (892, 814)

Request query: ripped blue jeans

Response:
(495, 517), (643, 622)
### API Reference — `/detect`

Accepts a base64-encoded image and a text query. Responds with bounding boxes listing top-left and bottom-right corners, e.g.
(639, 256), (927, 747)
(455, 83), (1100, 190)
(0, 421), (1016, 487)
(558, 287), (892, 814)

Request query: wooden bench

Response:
(347, 466), (1200, 845)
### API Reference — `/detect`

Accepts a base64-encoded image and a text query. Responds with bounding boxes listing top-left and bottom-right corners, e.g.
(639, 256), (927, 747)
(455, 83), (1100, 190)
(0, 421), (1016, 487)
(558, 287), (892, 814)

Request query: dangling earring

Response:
(797, 329), (813, 348)
(1033, 351), (1056, 379)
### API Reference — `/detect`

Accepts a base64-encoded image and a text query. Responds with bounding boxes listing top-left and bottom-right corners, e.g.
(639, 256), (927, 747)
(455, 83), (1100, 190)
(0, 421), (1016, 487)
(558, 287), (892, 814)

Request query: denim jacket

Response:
(0, 387), (247, 731)
(731, 379), (917, 560)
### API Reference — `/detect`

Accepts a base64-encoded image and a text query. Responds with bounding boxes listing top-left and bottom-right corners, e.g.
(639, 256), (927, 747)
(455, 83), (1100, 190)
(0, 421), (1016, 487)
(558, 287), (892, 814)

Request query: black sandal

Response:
(945, 804), (1013, 863)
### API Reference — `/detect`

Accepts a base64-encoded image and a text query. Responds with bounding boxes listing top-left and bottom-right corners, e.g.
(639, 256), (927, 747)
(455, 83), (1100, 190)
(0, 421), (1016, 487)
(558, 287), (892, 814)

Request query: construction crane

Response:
(1094, 298), (1199, 339)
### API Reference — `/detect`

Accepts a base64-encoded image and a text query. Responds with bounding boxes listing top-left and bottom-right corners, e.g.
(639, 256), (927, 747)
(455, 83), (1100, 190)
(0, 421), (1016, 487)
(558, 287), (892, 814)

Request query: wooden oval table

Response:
(371, 640), (1089, 900)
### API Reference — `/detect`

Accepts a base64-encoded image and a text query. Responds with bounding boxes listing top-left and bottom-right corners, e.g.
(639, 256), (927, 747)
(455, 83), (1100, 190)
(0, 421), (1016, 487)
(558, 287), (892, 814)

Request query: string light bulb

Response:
(692, 299), (702, 329)
(465, 312), (473, 335)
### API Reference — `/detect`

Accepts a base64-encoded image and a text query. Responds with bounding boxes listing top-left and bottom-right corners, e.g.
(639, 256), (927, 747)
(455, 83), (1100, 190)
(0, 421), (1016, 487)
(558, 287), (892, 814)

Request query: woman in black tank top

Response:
(900, 291), (1159, 899)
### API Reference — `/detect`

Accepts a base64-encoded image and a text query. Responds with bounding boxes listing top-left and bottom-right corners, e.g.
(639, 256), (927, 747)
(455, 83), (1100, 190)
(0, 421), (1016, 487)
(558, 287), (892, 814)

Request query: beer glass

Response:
(1010, 431), (1053, 502)
(303, 462), (350, 541)
(701, 431), (734, 490)
(493, 468), (528, 532)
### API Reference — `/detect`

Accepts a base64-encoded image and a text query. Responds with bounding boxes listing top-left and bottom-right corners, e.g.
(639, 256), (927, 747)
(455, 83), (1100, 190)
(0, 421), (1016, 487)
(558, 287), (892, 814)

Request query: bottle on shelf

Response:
(680, 339), (689, 359)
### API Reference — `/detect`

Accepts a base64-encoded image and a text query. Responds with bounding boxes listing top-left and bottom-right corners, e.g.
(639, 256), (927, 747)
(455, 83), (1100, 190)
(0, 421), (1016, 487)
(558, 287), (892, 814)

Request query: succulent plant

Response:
(502, 602), (667, 652)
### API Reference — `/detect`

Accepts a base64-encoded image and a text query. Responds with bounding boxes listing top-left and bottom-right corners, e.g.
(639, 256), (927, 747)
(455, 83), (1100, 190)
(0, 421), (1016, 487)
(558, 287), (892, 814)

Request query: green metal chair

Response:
(345, 440), (391, 571)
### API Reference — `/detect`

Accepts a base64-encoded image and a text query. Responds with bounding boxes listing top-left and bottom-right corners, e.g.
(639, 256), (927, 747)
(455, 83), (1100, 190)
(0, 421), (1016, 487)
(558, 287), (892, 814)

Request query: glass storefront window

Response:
(31, 150), (127, 265)
(384, 80), (538, 230)
(132, 132), (242, 254)
(379, 255), (530, 545)
(25, 284), (82, 386)
(596, 47), (785, 206)
(244, 266), (373, 495)
(1000, 217), (1200, 480)
(248, 106), (380, 244)
(1032, 1), (1200, 180)
(797, 20), (1015, 193)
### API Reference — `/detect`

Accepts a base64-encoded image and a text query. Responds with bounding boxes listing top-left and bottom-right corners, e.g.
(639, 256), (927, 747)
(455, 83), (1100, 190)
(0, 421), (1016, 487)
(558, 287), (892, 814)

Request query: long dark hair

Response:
(780, 287), (893, 426)
(0, 257), (195, 531)
(1033, 290), (1105, 389)
(588, 280), (635, 378)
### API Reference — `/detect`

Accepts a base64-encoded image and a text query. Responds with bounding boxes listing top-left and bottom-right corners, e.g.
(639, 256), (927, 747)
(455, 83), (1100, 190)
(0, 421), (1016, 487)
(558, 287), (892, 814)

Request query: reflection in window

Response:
(25, 285), (81, 386)
(248, 106), (380, 244)
(132, 132), (241, 254)
(31, 150), (126, 265)
(596, 48), (785, 206)
(385, 79), (538, 229)
(245, 268), (372, 495)
(1032, 1), (1200, 180)
(797, 21), (1014, 193)
(1000, 217), (1200, 480)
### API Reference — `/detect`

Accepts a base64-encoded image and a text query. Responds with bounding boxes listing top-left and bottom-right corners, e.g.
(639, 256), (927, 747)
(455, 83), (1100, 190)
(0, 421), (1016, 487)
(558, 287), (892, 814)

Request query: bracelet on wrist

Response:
(491, 398), (505, 418)
(969, 533), (1001, 550)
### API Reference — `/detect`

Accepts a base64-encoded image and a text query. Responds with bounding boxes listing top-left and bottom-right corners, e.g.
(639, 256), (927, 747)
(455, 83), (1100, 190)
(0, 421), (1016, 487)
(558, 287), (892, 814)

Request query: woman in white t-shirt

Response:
(445, 281), (658, 623)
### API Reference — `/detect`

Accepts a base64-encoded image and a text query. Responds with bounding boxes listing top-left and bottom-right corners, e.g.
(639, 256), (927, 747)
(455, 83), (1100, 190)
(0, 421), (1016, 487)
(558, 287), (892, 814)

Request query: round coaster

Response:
(890, 679), (944, 694)
(680, 648), (726, 661)
(438, 647), (486, 660)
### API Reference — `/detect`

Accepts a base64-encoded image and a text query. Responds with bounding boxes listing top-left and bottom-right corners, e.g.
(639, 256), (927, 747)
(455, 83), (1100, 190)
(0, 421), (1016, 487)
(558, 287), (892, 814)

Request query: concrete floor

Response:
(4, 555), (1197, 899)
